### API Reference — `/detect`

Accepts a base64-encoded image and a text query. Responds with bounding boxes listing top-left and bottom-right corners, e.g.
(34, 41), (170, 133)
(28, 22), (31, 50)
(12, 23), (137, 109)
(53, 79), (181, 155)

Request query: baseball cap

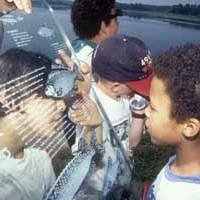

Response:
(92, 34), (155, 97)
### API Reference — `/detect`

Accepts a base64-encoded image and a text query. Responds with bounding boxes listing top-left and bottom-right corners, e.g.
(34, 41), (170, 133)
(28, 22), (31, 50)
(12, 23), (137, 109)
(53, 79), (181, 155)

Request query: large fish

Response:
(44, 148), (96, 200)
(45, 64), (84, 105)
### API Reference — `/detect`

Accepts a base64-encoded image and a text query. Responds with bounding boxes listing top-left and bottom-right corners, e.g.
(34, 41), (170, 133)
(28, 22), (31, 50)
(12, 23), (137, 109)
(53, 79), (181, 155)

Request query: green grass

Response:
(133, 134), (175, 182)
(52, 145), (73, 177)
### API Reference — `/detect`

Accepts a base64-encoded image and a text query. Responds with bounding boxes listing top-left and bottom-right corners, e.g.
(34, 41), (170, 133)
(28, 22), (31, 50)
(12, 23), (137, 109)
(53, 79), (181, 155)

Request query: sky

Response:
(116, 0), (199, 5)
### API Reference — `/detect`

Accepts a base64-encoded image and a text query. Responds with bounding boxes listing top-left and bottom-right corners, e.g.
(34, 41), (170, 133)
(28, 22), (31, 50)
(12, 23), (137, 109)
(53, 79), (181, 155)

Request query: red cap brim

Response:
(126, 70), (155, 98)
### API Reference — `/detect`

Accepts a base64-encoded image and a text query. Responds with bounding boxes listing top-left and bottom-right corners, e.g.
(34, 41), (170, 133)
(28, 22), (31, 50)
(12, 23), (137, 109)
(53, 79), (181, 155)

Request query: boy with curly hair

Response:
(145, 44), (200, 200)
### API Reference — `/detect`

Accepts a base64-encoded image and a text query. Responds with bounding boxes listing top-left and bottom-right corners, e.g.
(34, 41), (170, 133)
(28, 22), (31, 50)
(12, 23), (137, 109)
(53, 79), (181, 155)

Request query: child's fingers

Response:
(71, 100), (85, 110)
(82, 95), (97, 111)
(58, 50), (74, 71)
(80, 64), (91, 75)
(70, 114), (88, 125)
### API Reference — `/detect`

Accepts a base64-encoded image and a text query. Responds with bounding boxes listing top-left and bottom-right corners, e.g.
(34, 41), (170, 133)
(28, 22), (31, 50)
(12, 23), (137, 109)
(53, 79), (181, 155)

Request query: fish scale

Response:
(45, 148), (95, 200)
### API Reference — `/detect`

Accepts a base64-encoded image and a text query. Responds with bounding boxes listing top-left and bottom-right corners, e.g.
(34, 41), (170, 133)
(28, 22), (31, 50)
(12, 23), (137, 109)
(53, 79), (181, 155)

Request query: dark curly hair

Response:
(154, 43), (200, 123)
(71, 0), (116, 39)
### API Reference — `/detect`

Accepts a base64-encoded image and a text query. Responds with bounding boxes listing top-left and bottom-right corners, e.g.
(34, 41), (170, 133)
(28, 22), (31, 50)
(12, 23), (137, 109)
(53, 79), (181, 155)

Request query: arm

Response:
(129, 109), (145, 151)
(69, 95), (103, 145)
(58, 50), (92, 96)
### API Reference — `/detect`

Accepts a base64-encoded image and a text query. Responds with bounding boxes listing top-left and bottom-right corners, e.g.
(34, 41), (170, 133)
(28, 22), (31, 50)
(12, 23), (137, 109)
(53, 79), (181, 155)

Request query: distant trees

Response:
(117, 3), (171, 12)
(171, 4), (200, 16)
(116, 3), (200, 16)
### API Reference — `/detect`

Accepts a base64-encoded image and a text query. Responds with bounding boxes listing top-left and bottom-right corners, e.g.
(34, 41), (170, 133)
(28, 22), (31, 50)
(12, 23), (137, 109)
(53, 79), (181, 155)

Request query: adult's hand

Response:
(1, 0), (32, 14)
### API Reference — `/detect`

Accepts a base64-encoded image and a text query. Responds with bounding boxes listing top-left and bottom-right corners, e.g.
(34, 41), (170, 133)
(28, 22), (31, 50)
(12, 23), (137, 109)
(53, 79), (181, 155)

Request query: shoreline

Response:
(39, 2), (200, 25)
(122, 10), (200, 25)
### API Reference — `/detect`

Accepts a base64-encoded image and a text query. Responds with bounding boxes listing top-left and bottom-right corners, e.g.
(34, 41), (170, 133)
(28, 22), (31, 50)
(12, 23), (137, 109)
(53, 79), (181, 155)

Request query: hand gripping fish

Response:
(45, 63), (84, 104)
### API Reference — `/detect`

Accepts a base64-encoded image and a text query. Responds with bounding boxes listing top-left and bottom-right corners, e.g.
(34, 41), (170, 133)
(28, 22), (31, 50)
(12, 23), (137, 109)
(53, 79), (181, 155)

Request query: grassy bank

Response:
(122, 9), (200, 24)
(134, 134), (175, 182)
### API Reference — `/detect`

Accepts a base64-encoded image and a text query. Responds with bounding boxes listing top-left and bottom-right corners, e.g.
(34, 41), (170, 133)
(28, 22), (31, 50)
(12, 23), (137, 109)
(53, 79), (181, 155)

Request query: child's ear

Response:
(182, 118), (200, 140)
(100, 21), (107, 34)
(111, 82), (120, 93)
(99, 21), (110, 39)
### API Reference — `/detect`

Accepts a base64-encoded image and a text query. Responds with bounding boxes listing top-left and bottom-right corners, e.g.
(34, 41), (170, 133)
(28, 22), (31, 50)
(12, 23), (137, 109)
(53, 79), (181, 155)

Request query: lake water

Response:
(55, 9), (200, 55)
(1, 6), (200, 58)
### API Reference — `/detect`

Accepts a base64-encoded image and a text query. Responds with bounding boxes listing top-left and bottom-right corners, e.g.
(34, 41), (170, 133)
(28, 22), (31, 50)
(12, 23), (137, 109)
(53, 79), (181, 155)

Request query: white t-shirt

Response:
(90, 85), (132, 153)
(72, 85), (132, 192)
(147, 156), (200, 200)
(72, 39), (97, 67)
(0, 148), (55, 200)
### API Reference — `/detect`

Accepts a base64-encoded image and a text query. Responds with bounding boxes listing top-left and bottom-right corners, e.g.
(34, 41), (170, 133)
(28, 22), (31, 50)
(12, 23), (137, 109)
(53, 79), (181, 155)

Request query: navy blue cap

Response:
(92, 34), (155, 97)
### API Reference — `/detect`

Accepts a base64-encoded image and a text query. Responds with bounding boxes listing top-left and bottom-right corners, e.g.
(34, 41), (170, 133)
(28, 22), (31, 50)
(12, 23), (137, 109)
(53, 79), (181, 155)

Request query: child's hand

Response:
(69, 95), (103, 128)
(58, 50), (92, 95)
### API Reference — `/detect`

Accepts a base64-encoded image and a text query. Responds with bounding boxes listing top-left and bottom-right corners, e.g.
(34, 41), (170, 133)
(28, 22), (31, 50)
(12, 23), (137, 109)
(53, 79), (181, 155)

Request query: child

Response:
(145, 44), (200, 200)
(0, 48), (66, 199)
(44, 34), (154, 200)
(70, 34), (154, 199)
(70, 0), (119, 66)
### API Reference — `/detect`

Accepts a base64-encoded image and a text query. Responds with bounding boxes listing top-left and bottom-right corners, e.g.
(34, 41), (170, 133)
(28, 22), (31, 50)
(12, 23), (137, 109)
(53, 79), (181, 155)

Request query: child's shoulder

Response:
(24, 148), (51, 163)
(147, 156), (200, 200)
(154, 155), (200, 184)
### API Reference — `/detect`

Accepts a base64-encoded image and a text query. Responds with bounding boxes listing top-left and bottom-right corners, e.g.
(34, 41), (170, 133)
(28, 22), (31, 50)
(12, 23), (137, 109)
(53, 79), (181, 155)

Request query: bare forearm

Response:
(129, 109), (145, 148)
(129, 117), (145, 148)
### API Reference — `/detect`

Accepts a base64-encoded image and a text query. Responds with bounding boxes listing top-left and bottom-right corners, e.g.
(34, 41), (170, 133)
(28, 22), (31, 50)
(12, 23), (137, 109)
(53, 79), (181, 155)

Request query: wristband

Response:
(132, 112), (146, 119)
(129, 94), (148, 111)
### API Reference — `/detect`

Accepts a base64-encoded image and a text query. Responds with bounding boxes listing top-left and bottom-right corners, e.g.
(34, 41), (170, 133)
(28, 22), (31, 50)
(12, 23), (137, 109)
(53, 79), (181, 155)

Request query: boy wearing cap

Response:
(71, 34), (154, 198)
(145, 44), (200, 200)
(90, 33), (154, 151)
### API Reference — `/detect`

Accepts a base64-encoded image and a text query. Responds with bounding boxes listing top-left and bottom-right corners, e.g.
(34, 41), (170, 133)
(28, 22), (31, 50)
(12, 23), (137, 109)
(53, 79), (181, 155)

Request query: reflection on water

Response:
(53, 8), (200, 55)
(167, 20), (200, 30)
(2, 6), (200, 56)
(118, 16), (200, 55)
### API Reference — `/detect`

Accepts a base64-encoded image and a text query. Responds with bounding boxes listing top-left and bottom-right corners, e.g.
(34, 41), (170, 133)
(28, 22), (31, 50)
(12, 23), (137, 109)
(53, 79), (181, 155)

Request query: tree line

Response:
(171, 4), (200, 16)
(117, 3), (200, 16)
